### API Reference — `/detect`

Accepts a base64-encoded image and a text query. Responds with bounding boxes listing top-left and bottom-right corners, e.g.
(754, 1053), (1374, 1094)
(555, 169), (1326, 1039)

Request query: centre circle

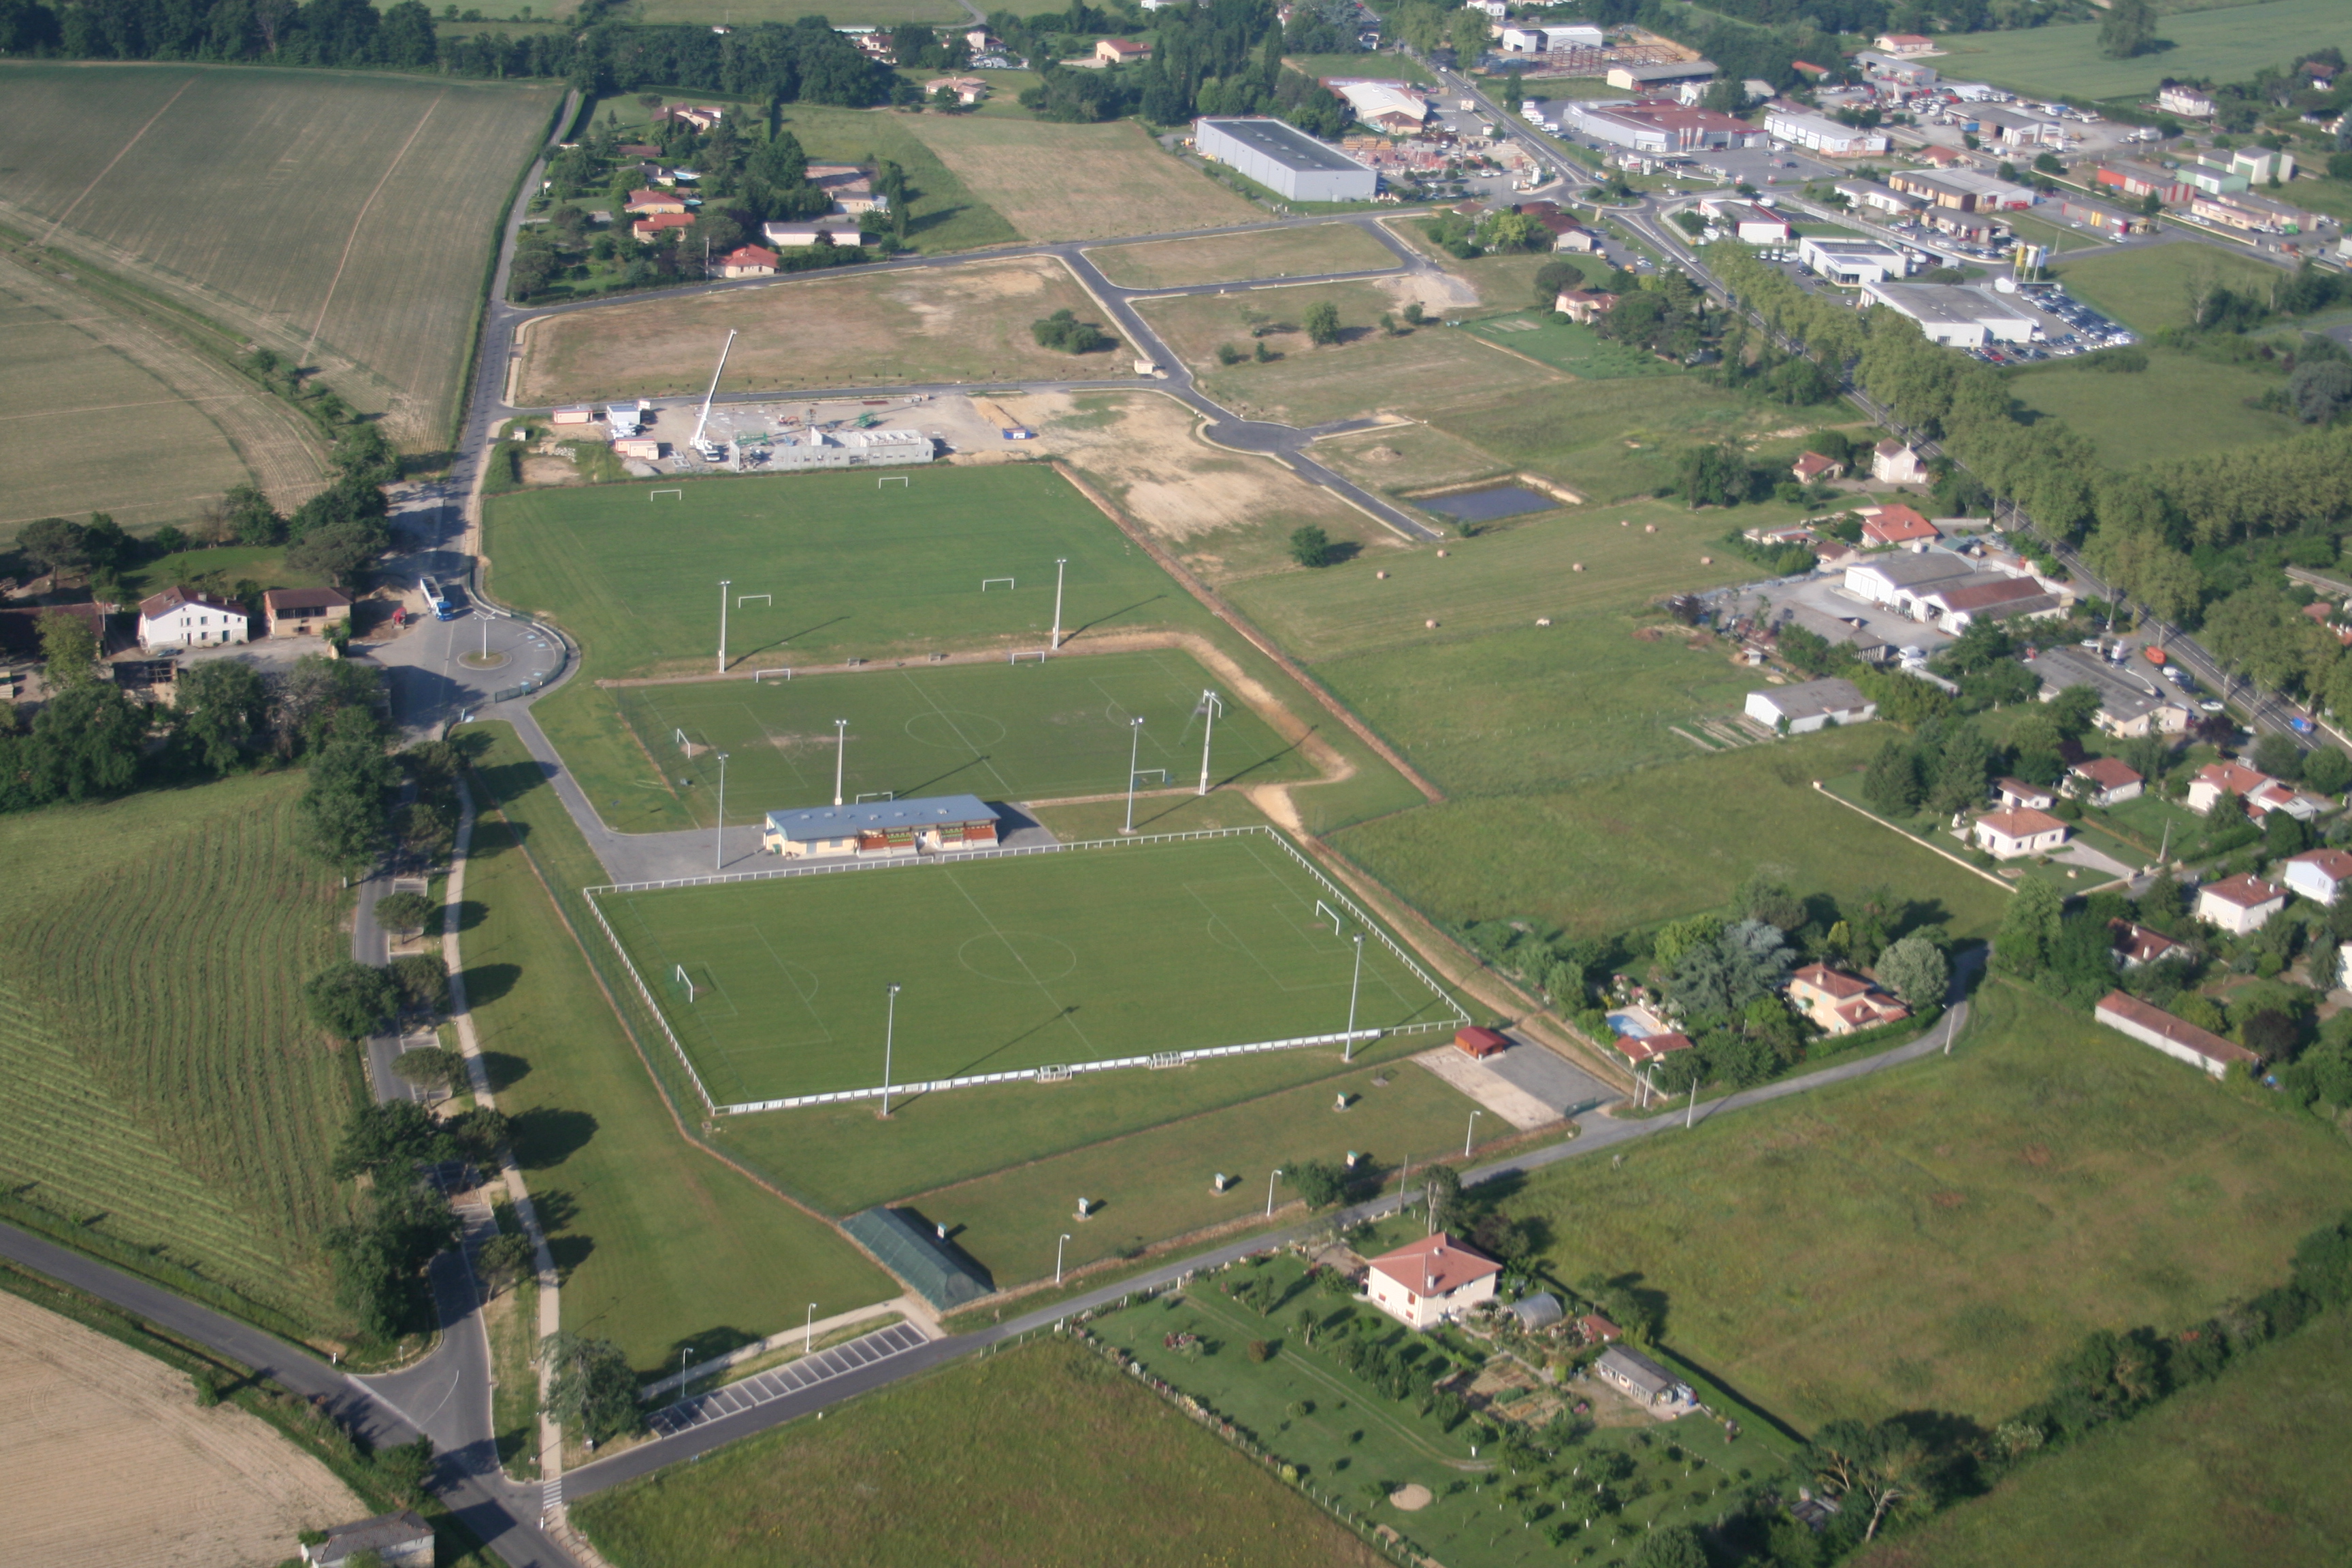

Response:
(958, 931), (1079, 984)
(904, 711), (1009, 751)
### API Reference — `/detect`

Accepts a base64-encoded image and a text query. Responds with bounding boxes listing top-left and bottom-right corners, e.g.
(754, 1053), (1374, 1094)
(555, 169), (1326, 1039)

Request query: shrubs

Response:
(1288, 525), (1333, 568)
(1031, 308), (1110, 354)
(304, 960), (399, 1040)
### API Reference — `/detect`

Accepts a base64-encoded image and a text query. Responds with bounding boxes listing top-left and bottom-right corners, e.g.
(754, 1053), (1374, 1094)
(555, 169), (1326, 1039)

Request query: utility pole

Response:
(1265, 1167), (1283, 1217)
(1050, 557), (1067, 651)
(1686, 1077), (1697, 1129)
(1056, 1232), (1072, 1286)
(717, 580), (731, 674)
(1465, 1109), (1481, 1158)
(1122, 716), (1145, 834)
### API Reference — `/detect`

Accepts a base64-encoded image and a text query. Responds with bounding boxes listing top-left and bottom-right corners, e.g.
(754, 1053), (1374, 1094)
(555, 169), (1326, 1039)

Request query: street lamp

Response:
(1196, 689), (1222, 796)
(714, 752), (730, 872)
(1056, 1232), (1072, 1285)
(1464, 1109), (1482, 1158)
(1050, 557), (1068, 651)
(1265, 1166), (1284, 1217)
(805, 1301), (817, 1352)
(833, 718), (849, 807)
(879, 982), (901, 1118)
(1122, 716), (1146, 834)
(1343, 932), (1364, 1063)
(717, 580), (731, 675)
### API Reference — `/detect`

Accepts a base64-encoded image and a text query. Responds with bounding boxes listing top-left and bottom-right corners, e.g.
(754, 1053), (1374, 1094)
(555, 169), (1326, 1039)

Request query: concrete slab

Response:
(1412, 1047), (1557, 1131)
(1484, 1036), (1618, 1119)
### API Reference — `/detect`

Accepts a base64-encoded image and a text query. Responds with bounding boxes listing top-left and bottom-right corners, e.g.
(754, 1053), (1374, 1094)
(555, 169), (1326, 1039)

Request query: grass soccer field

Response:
(0, 64), (560, 446)
(1930, 0), (2352, 102)
(487, 464), (1189, 681)
(595, 833), (1458, 1107)
(619, 648), (1316, 829)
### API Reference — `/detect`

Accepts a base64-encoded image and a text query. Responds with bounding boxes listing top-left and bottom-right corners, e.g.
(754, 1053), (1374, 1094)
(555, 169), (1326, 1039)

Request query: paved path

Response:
(643, 1320), (933, 1438)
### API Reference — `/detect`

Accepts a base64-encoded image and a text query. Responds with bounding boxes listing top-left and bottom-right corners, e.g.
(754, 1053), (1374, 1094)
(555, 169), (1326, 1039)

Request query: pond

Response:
(1418, 485), (1561, 524)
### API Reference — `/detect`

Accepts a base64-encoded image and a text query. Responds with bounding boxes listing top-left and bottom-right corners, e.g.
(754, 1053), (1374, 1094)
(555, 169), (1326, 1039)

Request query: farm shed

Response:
(1743, 677), (1875, 734)
(842, 1206), (994, 1308)
(1454, 1026), (1509, 1059)
(302, 1511), (434, 1568)
(2094, 992), (2259, 1080)
(1593, 1345), (1693, 1409)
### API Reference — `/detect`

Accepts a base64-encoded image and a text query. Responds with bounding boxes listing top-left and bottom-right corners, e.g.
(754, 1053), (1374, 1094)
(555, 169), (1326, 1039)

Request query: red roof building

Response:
(2108, 920), (2180, 968)
(1613, 1030), (1692, 1065)
(716, 244), (780, 278)
(624, 188), (690, 214)
(1860, 504), (1938, 546)
(1791, 451), (1844, 482)
(631, 212), (697, 244)
(1365, 1233), (1503, 1329)
(2196, 872), (2287, 935)
(1454, 1026), (1509, 1059)
(2095, 992), (2259, 1079)
(1787, 963), (1911, 1034)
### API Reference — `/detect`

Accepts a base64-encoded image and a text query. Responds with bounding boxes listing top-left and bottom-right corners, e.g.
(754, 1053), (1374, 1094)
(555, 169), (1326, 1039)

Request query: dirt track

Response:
(0, 1290), (363, 1568)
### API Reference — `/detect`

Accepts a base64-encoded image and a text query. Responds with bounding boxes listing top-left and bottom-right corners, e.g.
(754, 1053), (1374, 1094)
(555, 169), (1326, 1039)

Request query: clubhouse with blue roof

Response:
(762, 794), (1000, 860)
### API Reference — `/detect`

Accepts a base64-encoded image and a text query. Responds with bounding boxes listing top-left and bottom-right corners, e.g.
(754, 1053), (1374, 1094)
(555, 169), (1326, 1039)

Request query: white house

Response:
(2196, 872), (2287, 935)
(1974, 806), (2068, 860)
(1745, 677), (1876, 734)
(762, 219), (868, 248)
(2095, 992), (2260, 1080)
(1364, 1233), (1501, 1329)
(1994, 777), (2055, 811)
(2068, 756), (2144, 806)
(2159, 84), (2216, 118)
(2185, 761), (2273, 816)
(2281, 848), (2352, 906)
(137, 585), (248, 651)
(1870, 440), (1929, 485)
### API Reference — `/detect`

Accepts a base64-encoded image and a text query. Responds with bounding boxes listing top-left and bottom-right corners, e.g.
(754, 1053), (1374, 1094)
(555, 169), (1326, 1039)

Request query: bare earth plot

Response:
(0, 1291), (364, 1568)
(898, 116), (1260, 241)
(515, 257), (1132, 404)
(0, 63), (561, 446)
(1086, 221), (1399, 290)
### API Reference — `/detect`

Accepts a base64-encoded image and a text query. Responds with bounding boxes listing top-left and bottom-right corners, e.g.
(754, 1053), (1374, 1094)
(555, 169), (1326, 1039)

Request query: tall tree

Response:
(175, 659), (270, 772)
(2098, 0), (2157, 58)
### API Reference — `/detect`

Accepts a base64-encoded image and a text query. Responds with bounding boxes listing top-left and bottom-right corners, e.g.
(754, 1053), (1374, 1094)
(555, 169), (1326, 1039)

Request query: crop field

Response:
(896, 114), (1260, 241)
(1929, 0), (2352, 101)
(1854, 1305), (2352, 1568)
(595, 832), (1456, 1107)
(1330, 724), (2013, 939)
(2008, 348), (2297, 467)
(0, 775), (354, 1330)
(1086, 222), (1400, 290)
(1501, 983), (2352, 1430)
(617, 648), (1315, 829)
(572, 1338), (1385, 1568)
(460, 725), (898, 1373)
(2051, 240), (2291, 333)
(1460, 311), (1682, 378)
(566, 0), (962, 22)
(513, 257), (1131, 406)
(0, 64), (561, 445)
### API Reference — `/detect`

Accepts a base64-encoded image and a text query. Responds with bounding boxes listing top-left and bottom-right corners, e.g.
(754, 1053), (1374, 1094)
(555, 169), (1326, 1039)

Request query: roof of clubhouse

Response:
(764, 794), (998, 836)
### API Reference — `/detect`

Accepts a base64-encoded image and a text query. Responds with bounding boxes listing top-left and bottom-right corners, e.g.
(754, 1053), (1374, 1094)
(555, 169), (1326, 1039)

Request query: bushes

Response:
(1032, 309), (1111, 354)
(305, 960), (399, 1040)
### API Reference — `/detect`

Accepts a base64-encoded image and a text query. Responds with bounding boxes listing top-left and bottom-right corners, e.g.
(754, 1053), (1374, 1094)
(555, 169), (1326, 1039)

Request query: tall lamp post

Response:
(1343, 932), (1364, 1062)
(805, 1301), (818, 1352)
(879, 982), (901, 1118)
(1196, 689), (1222, 796)
(833, 718), (849, 807)
(1265, 1166), (1284, 1217)
(717, 580), (731, 675)
(1056, 1232), (1072, 1286)
(1050, 557), (1068, 651)
(1121, 716), (1145, 834)
(1464, 1109), (1482, 1158)
(714, 752), (730, 871)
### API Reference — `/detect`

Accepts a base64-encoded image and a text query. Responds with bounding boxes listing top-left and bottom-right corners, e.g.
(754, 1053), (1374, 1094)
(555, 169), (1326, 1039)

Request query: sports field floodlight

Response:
(1195, 689), (1223, 796)
(1465, 1109), (1482, 1158)
(1122, 715), (1147, 834)
(833, 719), (849, 806)
(714, 752), (730, 871)
(1266, 1166), (1284, 1217)
(806, 1301), (818, 1352)
(1686, 1075), (1699, 1130)
(879, 982), (902, 1118)
(717, 580), (732, 675)
(1056, 1231), (1072, 1286)
(1050, 557), (1068, 651)
(1344, 932), (1365, 1063)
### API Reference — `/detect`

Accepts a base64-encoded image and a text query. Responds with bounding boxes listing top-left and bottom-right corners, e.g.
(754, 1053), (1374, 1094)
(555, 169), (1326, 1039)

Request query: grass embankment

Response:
(457, 723), (898, 1374)
(0, 774), (357, 1337)
(1087, 222), (1399, 290)
(1494, 983), (2352, 1431)
(571, 1337), (1384, 1568)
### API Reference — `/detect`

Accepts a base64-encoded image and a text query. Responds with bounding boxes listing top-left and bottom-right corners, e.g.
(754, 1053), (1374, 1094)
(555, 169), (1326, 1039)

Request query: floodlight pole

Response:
(879, 982), (901, 1117)
(1344, 933), (1364, 1062)
(714, 752), (730, 871)
(1122, 717), (1145, 834)
(1686, 1077), (1697, 1129)
(806, 1302), (817, 1352)
(1266, 1167), (1284, 1217)
(1056, 1232), (1072, 1286)
(833, 719), (849, 807)
(1465, 1109), (1482, 1158)
(717, 580), (731, 674)
(1197, 690), (1221, 796)
(1050, 557), (1068, 650)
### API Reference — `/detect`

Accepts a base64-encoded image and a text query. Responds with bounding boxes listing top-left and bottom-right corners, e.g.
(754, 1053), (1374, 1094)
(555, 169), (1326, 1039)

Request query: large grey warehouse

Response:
(1192, 117), (1377, 202)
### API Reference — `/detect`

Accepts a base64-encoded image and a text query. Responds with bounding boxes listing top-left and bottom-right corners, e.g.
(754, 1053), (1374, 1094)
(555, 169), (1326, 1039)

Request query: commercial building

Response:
(2056, 194), (2155, 237)
(1799, 235), (1910, 284)
(1860, 280), (2055, 347)
(762, 220), (868, 247)
(1329, 79), (1431, 131)
(1887, 167), (2034, 211)
(1764, 107), (1887, 156)
(1606, 59), (1716, 91)
(1854, 50), (1938, 88)
(2158, 84), (2216, 118)
(1835, 179), (1925, 216)
(1193, 117), (1377, 202)
(2191, 188), (2319, 236)
(2095, 160), (2193, 206)
(2022, 646), (2190, 738)
(764, 427), (934, 470)
(1555, 99), (1766, 153)
(1744, 676), (1876, 733)
(1699, 197), (1789, 242)
(761, 794), (997, 859)
(1500, 23), (1602, 51)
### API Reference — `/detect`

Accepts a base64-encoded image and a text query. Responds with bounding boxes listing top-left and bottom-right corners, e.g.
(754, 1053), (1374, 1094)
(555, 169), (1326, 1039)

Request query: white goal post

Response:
(736, 593), (772, 607)
(877, 475), (909, 487)
(753, 668), (791, 683)
(674, 963), (698, 1002)
(650, 488), (683, 502)
(981, 577), (1016, 591)
(855, 791), (896, 804)
(1132, 768), (1171, 787)
(1008, 649), (1047, 664)
(1314, 899), (1344, 935)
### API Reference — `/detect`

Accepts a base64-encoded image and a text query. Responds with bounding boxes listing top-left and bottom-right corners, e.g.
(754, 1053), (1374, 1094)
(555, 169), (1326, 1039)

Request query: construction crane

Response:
(689, 328), (737, 461)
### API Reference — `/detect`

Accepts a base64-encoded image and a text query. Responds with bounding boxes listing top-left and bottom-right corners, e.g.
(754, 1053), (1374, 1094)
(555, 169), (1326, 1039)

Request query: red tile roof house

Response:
(1786, 963), (1910, 1034)
(2195, 872), (2287, 936)
(716, 243), (779, 278)
(2281, 848), (2352, 906)
(2068, 755), (2144, 806)
(1094, 37), (1152, 63)
(623, 188), (691, 214)
(137, 586), (249, 650)
(1995, 777), (2055, 811)
(2185, 761), (2272, 817)
(1613, 1030), (1693, 1066)
(1972, 806), (2068, 860)
(2095, 992), (2261, 1080)
(2246, 779), (2334, 821)
(632, 212), (697, 244)
(262, 587), (352, 639)
(1791, 451), (1844, 483)
(1364, 1233), (1502, 1329)
(2109, 919), (2182, 968)
(1859, 503), (1938, 546)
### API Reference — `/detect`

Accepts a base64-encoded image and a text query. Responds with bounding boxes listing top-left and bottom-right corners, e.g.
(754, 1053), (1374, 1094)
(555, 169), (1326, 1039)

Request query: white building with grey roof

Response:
(1192, 117), (1376, 201)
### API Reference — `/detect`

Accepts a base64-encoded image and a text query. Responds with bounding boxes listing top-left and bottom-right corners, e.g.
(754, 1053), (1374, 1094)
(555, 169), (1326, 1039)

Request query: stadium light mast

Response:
(879, 982), (902, 1118)
(714, 752), (730, 871)
(1343, 932), (1364, 1062)
(1196, 689), (1222, 796)
(1265, 1167), (1284, 1218)
(1056, 1232), (1072, 1286)
(717, 579), (731, 674)
(1464, 1109), (1482, 1158)
(1122, 716), (1145, 834)
(1050, 557), (1068, 651)
(805, 1301), (817, 1352)
(833, 719), (849, 806)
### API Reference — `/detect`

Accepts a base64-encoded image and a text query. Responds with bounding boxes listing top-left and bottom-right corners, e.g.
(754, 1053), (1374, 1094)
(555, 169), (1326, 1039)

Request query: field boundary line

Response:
(39, 76), (197, 248)
(1810, 780), (2017, 892)
(307, 88), (446, 358)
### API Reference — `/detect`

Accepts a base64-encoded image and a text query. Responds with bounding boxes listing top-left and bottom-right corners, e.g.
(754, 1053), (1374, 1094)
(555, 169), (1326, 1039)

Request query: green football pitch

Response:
(627, 649), (1315, 817)
(485, 464), (1191, 679)
(593, 833), (1460, 1107)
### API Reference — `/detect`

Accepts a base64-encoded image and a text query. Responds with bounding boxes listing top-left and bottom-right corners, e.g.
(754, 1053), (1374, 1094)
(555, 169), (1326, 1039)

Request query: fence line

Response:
(583, 825), (1264, 896)
(581, 877), (721, 1115)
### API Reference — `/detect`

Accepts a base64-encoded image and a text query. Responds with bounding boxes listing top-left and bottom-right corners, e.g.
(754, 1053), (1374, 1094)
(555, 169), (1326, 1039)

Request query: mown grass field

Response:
(2051, 242), (2289, 334)
(460, 724), (898, 1373)
(1501, 983), (2352, 1431)
(2007, 347), (2297, 468)
(1423, 376), (1797, 504)
(1087, 222), (1399, 290)
(573, 1337), (1385, 1568)
(1854, 1306), (2352, 1568)
(1330, 725), (2013, 938)
(124, 542), (328, 599)
(612, 647), (1313, 829)
(1460, 311), (1682, 378)
(513, 257), (1130, 406)
(566, 0), (962, 22)
(598, 832), (1455, 1105)
(0, 774), (355, 1331)
(1929, 0), (2352, 101)
(0, 64), (558, 446)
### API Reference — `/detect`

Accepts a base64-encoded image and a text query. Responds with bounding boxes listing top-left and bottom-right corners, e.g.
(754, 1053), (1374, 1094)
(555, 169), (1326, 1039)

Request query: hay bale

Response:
(1425, 618), (1439, 628)
(1376, 570), (1389, 580)
(1571, 562), (1584, 572)
(1644, 523), (1656, 534)
(1536, 617), (1552, 627)
(1700, 555), (1712, 565)
(1436, 549), (1450, 558)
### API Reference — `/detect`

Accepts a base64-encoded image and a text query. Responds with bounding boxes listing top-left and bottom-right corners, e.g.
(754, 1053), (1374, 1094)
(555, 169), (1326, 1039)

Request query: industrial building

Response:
(1797, 235), (1911, 284)
(1763, 107), (1888, 155)
(1605, 59), (1716, 91)
(1550, 98), (1765, 153)
(1192, 117), (1377, 202)
(764, 428), (934, 471)
(1859, 280), (2055, 346)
